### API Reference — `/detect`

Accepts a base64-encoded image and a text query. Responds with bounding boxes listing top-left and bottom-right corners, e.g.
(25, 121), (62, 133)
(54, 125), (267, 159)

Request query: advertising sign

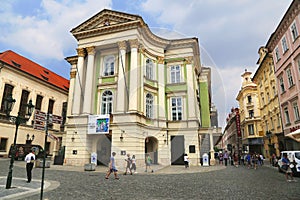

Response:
(88, 114), (110, 134)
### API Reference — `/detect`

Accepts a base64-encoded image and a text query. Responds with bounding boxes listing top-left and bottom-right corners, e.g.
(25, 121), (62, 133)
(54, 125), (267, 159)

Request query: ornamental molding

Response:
(118, 41), (127, 51)
(129, 39), (139, 49)
(86, 46), (95, 55)
(267, 1), (300, 50)
(70, 71), (77, 79)
(157, 56), (164, 64)
(76, 48), (86, 57)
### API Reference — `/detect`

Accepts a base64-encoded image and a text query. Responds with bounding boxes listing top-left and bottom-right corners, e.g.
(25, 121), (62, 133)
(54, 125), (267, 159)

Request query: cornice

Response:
(267, 1), (300, 50)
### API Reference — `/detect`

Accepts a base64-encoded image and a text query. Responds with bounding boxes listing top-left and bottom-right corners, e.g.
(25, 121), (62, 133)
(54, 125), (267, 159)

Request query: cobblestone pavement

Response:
(0, 159), (299, 200)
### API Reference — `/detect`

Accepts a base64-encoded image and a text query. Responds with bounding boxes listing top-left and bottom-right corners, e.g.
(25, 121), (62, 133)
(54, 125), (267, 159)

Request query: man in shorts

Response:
(105, 152), (119, 180)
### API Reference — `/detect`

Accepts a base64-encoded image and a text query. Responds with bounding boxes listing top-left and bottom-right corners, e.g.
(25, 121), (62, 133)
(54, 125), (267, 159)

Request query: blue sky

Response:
(0, 0), (293, 128)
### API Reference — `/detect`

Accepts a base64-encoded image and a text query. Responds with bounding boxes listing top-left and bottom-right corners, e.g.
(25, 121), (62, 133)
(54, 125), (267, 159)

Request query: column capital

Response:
(184, 56), (193, 64)
(86, 46), (95, 55)
(118, 41), (127, 51)
(129, 39), (139, 49)
(70, 71), (77, 79)
(157, 56), (164, 64)
(77, 48), (86, 57)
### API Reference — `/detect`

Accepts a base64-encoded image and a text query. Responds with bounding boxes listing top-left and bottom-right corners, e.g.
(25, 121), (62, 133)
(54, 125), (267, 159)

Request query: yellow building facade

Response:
(236, 70), (263, 154)
(252, 47), (284, 158)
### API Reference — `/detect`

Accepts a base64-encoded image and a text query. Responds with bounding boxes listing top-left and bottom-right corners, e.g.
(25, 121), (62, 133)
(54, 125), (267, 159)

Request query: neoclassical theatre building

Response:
(64, 9), (215, 168)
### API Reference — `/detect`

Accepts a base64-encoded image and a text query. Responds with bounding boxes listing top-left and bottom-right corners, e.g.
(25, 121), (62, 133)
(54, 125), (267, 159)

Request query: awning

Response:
(286, 129), (300, 142)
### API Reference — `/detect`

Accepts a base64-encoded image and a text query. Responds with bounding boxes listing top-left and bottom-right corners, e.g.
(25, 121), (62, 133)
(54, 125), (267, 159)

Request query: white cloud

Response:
(0, 0), (112, 61)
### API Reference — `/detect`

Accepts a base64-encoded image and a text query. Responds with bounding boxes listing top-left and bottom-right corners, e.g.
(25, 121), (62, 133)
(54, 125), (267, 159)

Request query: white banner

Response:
(88, 114), (110, 134)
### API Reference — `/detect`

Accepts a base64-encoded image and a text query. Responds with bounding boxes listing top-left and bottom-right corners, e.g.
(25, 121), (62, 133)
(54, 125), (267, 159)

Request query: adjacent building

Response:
(266, 0), (300, 150)
(236, 70), (263, 154)
(0, 50), (69, 158)
(64, 9), (216, 168)
(252, 47), (284, 158)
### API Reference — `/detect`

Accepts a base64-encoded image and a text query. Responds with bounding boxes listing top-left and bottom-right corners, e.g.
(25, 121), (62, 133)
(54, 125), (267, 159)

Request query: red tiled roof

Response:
(0, 50), (69, 92)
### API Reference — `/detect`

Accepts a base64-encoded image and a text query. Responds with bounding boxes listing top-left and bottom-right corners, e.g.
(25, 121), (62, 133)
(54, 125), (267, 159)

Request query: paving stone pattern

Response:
(0, 159), (299, 200)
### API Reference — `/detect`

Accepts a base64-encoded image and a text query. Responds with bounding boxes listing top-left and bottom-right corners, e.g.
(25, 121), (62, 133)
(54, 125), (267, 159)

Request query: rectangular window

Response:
(171, 97), (182, 120)
(271, 117), (274, 130)
(247, 95), (252, 103)
(0, 138), (8, 151)
(293, 102), (300, 121)
(146, 59), (154, 80)
(275, 46), (280, 61)
(291, 22), (299, 41)
(103, 55), (115, 76)
(248, 124), (254, 135)
(189, 145), (196, 153)
(286, 68), (294, 87)
(170, 65), (181, 83)
(0, 84), (14, 114)
(48, 99), (55, 114)
(279, 76), (285, 93)
(35, 95), (43, 111)
(284, 107), (290, 125)
(19, 90), (29, 118)
(281, 36), (288, 53)
(249, 110), (254, 118)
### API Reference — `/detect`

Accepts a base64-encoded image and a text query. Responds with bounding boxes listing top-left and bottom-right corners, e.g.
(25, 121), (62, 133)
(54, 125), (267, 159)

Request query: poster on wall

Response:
(88, 114), (110, 134)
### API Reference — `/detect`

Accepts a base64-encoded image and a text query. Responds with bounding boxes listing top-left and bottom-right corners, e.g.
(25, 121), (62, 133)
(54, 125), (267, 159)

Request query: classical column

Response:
(185, 57), (197, 120)
(83, 46), (95, 114)
(116, 41), (127, 113)
(128, 39), (139, 112)
(157, 56), (166, 119)
(73, 48), (85, 115)
(65, 56), (78, 116)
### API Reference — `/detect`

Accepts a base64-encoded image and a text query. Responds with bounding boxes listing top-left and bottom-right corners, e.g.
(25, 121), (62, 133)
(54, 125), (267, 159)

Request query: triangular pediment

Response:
(71, 9), (145, 39)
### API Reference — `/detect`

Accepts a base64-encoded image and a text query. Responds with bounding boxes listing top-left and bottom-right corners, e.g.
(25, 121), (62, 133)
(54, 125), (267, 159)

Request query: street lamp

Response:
(5, 93), (34, 189)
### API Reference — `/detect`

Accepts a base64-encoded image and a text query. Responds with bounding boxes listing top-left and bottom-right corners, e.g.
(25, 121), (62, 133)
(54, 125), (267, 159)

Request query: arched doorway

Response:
(96, 134), (111, 166)
(145, 137), (158, 164)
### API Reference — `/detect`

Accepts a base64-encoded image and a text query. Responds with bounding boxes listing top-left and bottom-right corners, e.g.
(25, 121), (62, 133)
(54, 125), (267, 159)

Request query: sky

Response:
(0, 0), (293, 129)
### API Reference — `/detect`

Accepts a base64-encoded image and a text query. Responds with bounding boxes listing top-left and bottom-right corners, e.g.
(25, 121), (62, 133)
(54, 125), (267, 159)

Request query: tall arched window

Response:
(103, 55), (115, 76)
(146, 93), (153, 118)
(101, 90), (113, 114)
(146, 58), (153, 80)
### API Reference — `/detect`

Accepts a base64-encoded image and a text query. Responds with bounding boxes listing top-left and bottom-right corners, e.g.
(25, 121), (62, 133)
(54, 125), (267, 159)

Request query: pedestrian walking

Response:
(105, 152), (119, 180)
(246, 153), (251, 169)
(281, 154), (295, 182)
(219, 152), (223, 165)
(145, 154), (153, 173)
(224, 151), (229, 166)
(24, 149), (35, 183)
(124, 154), (132, 175)
(131, 155), (137, 173)
(184, 153), (189, 168)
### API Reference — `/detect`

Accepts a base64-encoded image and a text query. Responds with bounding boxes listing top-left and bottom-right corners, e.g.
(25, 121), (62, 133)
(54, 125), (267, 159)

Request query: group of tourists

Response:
(105, 152), (154, 180)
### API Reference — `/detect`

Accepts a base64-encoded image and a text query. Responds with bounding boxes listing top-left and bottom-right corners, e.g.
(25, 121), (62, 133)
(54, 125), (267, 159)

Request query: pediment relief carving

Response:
(71, 9), (144, 34)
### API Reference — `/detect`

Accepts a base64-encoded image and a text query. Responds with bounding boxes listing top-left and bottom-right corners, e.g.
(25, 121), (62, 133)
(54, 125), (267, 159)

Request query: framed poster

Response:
(88, 114), (110, 134)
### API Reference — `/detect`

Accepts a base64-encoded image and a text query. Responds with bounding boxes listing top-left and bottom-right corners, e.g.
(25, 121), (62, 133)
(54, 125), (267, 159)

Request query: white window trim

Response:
(101, 90), (113, 114)
(290, 21), (299, 41)
(275, 46), (280, 62)
(171, 97), (183, 121)
(103, 55), (115, 76)
(293, 102), (300, 121)
(286, 68), (294, 87)
(281, 36), (288, 53)
(169, 65), (182, 84)
(145, 93), (154, 119)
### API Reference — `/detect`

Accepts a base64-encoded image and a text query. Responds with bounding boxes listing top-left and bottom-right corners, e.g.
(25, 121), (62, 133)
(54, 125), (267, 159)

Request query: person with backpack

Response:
(24, 149), (35, 183)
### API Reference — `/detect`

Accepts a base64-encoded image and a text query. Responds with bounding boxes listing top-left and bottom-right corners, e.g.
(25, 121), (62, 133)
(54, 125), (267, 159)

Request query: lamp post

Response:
(5, 94), (34, 189)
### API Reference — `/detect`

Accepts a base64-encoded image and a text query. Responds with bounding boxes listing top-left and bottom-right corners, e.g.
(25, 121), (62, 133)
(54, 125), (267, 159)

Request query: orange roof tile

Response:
(0, 50), (69, 92)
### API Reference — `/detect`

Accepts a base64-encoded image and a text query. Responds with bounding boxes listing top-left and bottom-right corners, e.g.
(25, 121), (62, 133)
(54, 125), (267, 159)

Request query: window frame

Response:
(145, 93), (153, 119)
(103, 55), (115, 76)
(281, 36), (288, 53)
(284, 107), (291, 125)
(248, 124), (254, 135)
(290, 22), (299, 41)
(145, 58), (154, 80)
(101, 90), (113, 115)
(279, 76), (285, 93)
(170, 65), (181, 84)
(171, 97), (183, 121)
(0, 84), (14, 114)
(293, 102), (300, 121)
(275, 46), (280, 62)
(286, 68), (294, 87)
